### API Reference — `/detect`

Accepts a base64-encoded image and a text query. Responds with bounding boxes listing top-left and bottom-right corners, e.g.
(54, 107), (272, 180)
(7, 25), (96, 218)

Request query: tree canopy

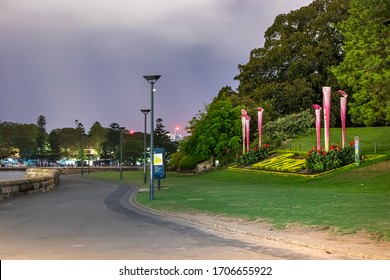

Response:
(331, 0), (390, 126)
(181, 97), (241, 164)
(235, 0), (350, 123)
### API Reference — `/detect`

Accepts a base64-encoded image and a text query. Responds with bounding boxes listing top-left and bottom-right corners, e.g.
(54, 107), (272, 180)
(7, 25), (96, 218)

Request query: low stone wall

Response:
(57, 166), (142, 174)
(0, 168), (60, 202)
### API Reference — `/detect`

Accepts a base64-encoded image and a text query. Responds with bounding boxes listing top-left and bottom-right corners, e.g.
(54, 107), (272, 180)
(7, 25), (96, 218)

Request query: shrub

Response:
(178, 155), (199, 171)
(306, 143), (355, 173)
(262, 109), (314, 147)
(167, 151), (185, 171)
(236, 144), (271, 166)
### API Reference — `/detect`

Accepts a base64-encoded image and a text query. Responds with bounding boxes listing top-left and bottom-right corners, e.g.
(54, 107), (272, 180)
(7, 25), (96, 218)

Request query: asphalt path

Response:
(0, 174), (324, 260)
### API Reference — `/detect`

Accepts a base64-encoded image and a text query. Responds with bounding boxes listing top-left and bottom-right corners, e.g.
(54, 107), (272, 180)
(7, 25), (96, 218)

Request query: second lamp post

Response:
(143, 75), (161, 200)
(140, 109), (151, 184)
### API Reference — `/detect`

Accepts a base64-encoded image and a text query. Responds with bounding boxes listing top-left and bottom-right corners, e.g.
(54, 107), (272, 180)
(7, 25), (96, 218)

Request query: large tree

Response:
(235, 0), (350, 124)
(56, 127), (84, 158)
(0, 121), (37, 158)
(48, 129), (61, 160)
(101, 123), (121, 160)
(181, 97), (241, 164)
(88, 121), (108, 158)
(123, 132), (145, 166)
(36, 115), (47, 157)
(331, 0), (390, 126)
(154, 118), (177, 156)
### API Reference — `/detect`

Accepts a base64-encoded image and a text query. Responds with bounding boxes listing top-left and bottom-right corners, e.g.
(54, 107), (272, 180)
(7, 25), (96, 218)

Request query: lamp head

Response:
(141, 109), (151, 115)
(143, 75), (161, 84)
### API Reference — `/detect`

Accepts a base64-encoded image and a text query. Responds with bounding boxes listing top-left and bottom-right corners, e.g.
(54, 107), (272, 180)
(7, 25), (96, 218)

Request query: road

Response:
(0, 174), (344, 260)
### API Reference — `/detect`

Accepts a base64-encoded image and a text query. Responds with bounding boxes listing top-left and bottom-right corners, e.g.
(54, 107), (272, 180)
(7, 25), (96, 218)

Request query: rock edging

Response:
(0, 168), (60, 201)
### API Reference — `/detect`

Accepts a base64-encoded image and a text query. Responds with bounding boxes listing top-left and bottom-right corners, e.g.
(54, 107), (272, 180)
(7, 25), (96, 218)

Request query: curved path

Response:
(0, 174), (345, 260)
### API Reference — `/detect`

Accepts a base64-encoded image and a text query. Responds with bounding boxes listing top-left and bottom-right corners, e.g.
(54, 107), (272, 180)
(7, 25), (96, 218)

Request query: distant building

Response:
(169, 133), (182, 142)
(169, 127), (182, 142)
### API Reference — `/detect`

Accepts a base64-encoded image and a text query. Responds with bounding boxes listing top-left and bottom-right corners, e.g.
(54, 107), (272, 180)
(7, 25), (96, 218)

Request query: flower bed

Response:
(305, 144), (354, 173)
(228, 154), (386, 178)
(252, 153), (306, 173)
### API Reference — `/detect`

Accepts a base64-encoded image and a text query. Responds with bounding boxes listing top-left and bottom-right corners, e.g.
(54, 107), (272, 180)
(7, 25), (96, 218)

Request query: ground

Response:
(137, 206), (390, 260)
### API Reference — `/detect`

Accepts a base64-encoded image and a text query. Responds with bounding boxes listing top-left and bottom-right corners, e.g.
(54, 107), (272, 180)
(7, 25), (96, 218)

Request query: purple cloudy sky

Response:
(0, 0), (312, 135)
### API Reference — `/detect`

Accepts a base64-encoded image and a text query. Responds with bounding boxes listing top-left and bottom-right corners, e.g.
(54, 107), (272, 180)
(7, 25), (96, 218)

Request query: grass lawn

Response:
(87, 159), (390, 241)
(286, 127), (390, 155)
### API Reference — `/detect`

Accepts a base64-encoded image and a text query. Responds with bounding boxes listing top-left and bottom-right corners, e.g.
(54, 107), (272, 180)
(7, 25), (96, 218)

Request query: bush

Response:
(236, 144), (271, 166)
(179, 155), (199, 171)
(306, 143), (355, 173)
(167, 151), (185, 171)
(168, 151), (201, 172)
(263, 109), (314, 147)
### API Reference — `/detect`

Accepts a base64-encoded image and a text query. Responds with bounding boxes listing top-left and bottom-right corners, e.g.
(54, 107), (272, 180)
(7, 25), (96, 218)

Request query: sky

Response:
(0, 0), (313, 135)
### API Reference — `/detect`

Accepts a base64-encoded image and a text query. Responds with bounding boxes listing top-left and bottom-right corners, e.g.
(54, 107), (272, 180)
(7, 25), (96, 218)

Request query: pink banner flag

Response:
(245, 115), (251, 152)
(338, 90), (348, 148)
(313, 104), (322, 150)
(241, 109), (248, 154)
(323, 87), (331, 152)
(257, 107), (264, 147)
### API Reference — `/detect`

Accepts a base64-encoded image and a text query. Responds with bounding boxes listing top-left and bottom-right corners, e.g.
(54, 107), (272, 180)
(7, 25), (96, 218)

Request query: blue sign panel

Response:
(153, 148), (166, 179)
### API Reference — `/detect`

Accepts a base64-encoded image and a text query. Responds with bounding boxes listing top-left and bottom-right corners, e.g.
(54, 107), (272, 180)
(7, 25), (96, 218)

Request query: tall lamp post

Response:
(140, 109), (151, 184)
(119, 126), (125, 180)
(143, 75), (161, 200)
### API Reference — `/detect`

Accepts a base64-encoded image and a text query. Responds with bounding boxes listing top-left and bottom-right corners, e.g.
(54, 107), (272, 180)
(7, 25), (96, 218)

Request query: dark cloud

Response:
(0, 0), (313, 134)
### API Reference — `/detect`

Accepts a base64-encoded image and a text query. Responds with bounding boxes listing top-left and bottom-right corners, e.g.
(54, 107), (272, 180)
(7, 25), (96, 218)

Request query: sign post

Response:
(153, 148), (166, 190)
(354, 136), (360, 166)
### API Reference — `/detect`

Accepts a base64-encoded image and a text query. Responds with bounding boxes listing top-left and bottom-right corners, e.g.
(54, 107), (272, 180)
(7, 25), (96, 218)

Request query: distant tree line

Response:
(0, 115), (177, 164)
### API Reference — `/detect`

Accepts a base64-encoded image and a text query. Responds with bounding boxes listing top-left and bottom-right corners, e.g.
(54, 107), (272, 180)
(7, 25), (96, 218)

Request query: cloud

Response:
(0, 0), (313, 133)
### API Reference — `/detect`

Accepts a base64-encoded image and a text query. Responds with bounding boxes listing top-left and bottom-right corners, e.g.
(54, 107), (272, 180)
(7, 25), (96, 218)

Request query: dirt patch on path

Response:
(158, 211), (390, 260)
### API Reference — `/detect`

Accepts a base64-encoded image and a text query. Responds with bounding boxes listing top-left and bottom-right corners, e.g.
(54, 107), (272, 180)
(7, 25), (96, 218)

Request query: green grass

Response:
(87, 159), (390, 241)
(284, 127), (390, 155)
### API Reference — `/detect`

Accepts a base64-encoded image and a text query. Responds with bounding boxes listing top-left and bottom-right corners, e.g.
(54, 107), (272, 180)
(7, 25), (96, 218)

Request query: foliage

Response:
(0, 118), (179, 164)
(178, 155), (199, 171)
(36, 115), (47, 156)
(88, 122), (108, 158)
(0, 121), (37, 157)
(235, 0), (350, 123)
(181, 97), (242, 165)
(154, 118), (178, 157)
(262, 109), (314, 147)
(48, 129), (61, 159)
(101, 123), (121, 160)
(154, 118), (170, 145)
(167, 150), (185, 171)
(55, 127), (85, 158)
(168, 149), (204, 172)
(123, 132), (146, 166)
(306, 143), (355, 172)
(236, 144), (271, 166)
(331, 0), (390, 126)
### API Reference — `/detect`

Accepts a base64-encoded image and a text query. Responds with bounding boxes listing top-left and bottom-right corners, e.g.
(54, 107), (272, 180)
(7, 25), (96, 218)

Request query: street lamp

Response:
(140, 109), (151, 184)
(119, 126), (125, 180)
(143, 74), (161, 200)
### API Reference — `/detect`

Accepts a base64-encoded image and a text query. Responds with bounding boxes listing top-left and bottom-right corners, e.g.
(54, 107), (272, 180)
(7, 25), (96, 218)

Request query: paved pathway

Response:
(0, 174), (347, 260)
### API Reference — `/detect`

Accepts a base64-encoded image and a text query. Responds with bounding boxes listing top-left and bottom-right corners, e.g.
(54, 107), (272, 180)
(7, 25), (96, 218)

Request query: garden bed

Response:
(228, 152), (386, 178)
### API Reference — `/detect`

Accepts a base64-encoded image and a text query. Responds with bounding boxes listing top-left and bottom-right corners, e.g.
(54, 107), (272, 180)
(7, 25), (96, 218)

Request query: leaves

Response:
(181, 98), (242, 164)
(235, 0), (349, 118)
(332, 0), (390, 126)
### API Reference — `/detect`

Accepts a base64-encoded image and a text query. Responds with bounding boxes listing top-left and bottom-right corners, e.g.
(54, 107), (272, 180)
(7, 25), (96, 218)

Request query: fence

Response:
(280, 140), (390, 155)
